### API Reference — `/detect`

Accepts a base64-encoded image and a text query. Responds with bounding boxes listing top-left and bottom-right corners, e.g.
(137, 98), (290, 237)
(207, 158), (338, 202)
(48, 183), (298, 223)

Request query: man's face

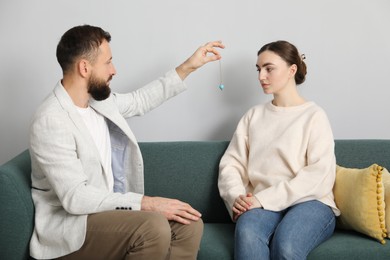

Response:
(87, 40), (116, 101)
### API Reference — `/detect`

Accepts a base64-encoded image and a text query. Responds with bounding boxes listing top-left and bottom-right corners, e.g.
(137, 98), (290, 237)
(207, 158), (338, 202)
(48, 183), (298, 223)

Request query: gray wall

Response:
(1, 0), (389, 164)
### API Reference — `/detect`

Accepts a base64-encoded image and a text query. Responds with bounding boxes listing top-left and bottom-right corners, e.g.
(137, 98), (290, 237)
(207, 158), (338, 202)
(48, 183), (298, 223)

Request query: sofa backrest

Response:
(335, 140), (390, 169)
(140, 141), (231, 223)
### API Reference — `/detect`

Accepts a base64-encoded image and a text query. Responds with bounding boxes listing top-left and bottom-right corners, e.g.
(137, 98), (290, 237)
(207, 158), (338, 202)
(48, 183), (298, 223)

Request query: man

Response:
(29, 24), (224, 260)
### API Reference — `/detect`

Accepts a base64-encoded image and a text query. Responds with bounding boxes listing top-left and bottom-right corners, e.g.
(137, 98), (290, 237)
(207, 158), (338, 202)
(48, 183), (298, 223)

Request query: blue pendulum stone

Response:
(218, 60), (224, 91)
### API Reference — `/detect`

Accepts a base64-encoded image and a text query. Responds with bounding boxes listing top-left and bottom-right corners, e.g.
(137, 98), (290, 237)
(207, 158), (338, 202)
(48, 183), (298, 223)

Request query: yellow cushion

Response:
(382, 167), (390, 238)
(334, 164), (387, 244)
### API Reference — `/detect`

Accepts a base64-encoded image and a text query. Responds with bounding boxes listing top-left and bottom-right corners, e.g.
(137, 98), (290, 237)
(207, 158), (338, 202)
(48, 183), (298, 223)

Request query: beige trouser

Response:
(57, 210), (204, 260)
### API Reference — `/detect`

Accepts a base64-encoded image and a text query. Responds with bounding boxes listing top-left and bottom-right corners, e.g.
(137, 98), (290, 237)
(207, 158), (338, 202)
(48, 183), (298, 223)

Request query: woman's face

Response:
(256, 50), (296, 95)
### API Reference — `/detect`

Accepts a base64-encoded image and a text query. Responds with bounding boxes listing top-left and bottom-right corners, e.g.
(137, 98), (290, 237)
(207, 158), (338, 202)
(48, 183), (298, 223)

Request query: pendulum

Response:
(218, 59), (224, 90)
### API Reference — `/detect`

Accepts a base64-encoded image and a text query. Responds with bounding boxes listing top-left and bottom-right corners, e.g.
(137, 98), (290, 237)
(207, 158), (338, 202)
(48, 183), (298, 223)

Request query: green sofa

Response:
(1, 140), (390, 259)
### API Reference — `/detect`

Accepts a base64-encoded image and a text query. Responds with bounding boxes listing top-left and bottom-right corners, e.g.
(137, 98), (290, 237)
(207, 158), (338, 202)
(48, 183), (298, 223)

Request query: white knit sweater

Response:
(218, 101), (340, 219)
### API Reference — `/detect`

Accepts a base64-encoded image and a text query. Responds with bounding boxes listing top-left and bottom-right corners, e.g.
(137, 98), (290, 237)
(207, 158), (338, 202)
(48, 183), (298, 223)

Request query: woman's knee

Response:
(270, 201), (336, 259)
(235, 210), (265, 241)
(271, 240), (300, 260)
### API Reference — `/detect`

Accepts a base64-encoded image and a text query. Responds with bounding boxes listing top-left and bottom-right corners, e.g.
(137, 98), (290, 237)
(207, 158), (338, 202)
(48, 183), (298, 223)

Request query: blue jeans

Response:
(234, 200), (336, 260)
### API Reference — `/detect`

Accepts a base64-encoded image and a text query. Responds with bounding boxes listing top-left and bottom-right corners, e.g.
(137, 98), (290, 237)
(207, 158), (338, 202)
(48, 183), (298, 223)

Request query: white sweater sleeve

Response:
(218, 113), (251, 219)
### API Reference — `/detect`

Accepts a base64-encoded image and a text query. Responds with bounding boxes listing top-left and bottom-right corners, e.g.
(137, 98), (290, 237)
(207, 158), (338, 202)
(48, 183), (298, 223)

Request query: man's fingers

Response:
(177, 210), (201, 222)
(165, 200), (202, 224)
(204, 40), (225, 49)
(170, 209), (200, 225)
(168, 214), (190, 225)
(177, 202), (202, 217)
(201, 41), (224, 59)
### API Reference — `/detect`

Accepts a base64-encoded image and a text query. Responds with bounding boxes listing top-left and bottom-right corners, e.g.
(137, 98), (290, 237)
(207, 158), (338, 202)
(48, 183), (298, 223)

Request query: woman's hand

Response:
(232, 193), (262, 221)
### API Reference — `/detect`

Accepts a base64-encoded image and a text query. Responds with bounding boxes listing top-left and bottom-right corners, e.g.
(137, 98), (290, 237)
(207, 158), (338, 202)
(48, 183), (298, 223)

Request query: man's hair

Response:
(56, 25), (111, 74)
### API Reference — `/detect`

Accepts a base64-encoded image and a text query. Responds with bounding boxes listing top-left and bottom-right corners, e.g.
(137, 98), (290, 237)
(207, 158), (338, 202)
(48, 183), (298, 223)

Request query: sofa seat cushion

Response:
(308, 230), (390, 259)
(198, 223), (234, 259)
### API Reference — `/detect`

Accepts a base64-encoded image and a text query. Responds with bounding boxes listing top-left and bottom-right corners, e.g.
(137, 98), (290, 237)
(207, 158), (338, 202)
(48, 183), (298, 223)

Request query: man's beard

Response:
(88, 74), (112, 101)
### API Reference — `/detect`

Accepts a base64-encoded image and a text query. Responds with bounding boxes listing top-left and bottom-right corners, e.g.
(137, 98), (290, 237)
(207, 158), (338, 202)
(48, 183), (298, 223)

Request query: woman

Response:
(218, 40), (340, 260)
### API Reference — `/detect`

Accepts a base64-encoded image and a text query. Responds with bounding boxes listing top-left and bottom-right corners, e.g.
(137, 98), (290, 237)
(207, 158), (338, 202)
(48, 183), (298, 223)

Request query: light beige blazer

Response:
(29, 69), (186, 259)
